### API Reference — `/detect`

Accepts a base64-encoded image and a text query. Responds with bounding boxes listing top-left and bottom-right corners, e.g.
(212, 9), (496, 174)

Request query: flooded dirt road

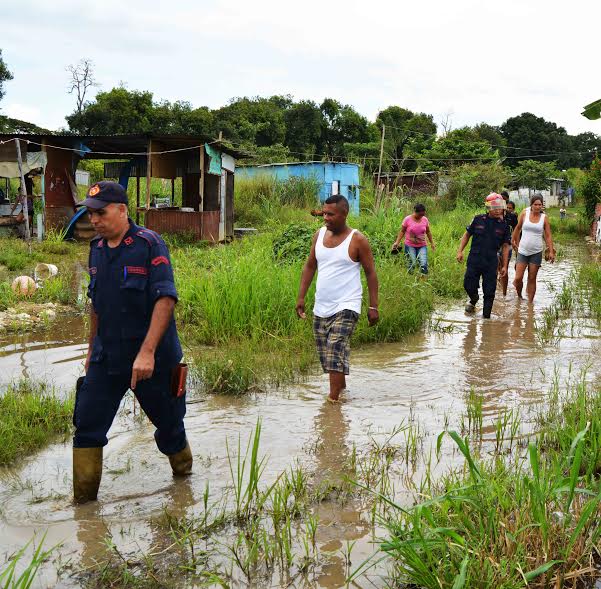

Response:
(0, 245), (599, 587)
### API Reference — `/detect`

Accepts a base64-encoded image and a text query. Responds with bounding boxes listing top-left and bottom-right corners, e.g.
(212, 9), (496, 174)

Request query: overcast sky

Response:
(2, 0), (600, 136)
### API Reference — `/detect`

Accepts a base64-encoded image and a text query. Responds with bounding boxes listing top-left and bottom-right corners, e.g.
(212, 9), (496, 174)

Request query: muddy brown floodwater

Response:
(0, 244), (599, 588)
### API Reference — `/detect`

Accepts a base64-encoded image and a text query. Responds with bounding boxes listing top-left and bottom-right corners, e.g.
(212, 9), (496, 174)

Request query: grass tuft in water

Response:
(0, 379), (74, 466)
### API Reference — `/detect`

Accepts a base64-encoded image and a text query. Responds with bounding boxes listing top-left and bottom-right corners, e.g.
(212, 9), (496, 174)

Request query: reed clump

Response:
(0, 379), (74, 465)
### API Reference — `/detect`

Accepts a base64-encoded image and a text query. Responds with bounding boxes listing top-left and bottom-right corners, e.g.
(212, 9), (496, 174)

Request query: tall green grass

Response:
(0, 380), (74, 465)
(381, 376), (601, 588)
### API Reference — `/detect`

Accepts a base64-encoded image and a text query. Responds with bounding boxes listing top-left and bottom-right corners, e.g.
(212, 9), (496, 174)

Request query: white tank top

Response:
(314, 227), (362, 318)
(518, 207), (545, 256)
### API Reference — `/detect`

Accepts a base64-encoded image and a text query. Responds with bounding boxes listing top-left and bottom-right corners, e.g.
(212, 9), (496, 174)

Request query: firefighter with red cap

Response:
(456, 193), (511, 319)
(72, 181), (192, 504)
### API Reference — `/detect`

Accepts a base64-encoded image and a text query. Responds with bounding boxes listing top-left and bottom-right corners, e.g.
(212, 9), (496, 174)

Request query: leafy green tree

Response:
(501, 113), (575, 168)
(283, 100), (323, 157)
(213, 96), (286, 147)
(472, 123), (506, 151)
(320, 99), (372, 157)
(579, 157), (601, 220)
(66, 87), (156, 134)
(0, 50), (13, 103)
(447, 163), (511, 206)
(343, 141), (389, 174)
(570, 132), (601, 168)
(419, 127), (500, 170)
(375, 106), (436, 172)
(513, 159), (560, 191)
(0, 116), (50, 134)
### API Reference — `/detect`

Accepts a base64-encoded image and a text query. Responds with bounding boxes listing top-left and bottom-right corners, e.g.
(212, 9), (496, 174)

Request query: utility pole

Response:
(376, 124), (386, 207)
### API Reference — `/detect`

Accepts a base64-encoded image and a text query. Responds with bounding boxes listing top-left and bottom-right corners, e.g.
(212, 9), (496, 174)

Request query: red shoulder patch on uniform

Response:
(124, 236), (134, 246)
(151, 256), (169, 266)
(97, 239), (104, 248)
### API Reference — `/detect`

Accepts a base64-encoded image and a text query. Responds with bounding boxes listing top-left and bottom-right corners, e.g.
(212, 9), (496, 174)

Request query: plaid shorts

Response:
(313, 309), (359, 375)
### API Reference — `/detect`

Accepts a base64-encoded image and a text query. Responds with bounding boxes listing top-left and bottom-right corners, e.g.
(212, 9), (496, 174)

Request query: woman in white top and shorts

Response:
(512, 194), (556, 303)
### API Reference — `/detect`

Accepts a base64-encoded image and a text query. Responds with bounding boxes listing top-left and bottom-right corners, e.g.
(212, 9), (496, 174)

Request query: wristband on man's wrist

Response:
(368, 306), (378, 311)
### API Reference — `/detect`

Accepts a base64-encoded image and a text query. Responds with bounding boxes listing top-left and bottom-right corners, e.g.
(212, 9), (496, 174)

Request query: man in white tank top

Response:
(296, 195), (379, 402)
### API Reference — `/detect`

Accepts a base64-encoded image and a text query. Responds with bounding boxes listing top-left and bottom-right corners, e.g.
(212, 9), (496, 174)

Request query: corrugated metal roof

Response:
(0, 133), (249, 159)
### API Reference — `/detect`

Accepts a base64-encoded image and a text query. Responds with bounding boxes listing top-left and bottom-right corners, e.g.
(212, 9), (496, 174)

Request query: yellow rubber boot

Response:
(168, 442), (193, 476)
(73, 447), (103, 504)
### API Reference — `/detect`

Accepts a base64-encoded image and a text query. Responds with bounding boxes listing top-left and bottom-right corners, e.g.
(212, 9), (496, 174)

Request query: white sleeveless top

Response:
(518, 207), (545, 256)
(314, 227), (362, 318)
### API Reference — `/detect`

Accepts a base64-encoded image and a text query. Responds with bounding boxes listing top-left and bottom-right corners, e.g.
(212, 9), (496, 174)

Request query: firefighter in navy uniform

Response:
(456, 193), (511, 319)
(72, 181), (192, 504)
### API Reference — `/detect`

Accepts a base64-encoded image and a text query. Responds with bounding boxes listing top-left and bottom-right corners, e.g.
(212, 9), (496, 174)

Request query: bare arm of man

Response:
(356, 233), (379, 326)
(296, 231), (319, 319)
(131, 296), (176, 390)
(543, 216), (556, 262)
(512, 211), (525, 251)
(456, 232), (471, 263)
(85, 308), (98, 373)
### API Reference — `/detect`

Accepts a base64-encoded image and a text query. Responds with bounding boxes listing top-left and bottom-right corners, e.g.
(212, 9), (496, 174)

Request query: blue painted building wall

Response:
(237, 162), (360, 214)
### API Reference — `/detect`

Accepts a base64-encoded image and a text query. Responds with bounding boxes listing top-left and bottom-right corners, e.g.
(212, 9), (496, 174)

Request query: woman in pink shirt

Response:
(391, 203), (435, 274)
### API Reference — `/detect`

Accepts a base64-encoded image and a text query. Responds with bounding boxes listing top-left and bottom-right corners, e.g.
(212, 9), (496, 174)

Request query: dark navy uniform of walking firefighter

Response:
(72, 181), (192, 504)
(456, 193), (511, 319)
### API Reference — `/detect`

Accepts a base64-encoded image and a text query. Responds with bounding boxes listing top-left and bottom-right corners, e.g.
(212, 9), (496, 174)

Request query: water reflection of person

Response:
(313, 401), (371, 587)
(74, 477), (196, 576)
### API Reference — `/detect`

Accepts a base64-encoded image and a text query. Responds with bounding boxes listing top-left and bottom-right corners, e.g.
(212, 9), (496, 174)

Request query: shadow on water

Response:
(0, 244), (599, 587)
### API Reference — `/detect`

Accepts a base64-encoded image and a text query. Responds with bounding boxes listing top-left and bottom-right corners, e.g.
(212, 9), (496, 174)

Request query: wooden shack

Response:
(0, 133), (245, 242)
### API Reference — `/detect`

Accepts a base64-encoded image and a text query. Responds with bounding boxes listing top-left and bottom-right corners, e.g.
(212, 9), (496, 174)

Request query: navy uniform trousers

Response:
(73, 220), (186, 456)
(73, 363), (187, 455)
(464, 255), (498, 318)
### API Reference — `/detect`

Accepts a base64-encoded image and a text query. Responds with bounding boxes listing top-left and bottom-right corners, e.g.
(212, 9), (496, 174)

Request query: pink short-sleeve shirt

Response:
(402, 215), (429, 247)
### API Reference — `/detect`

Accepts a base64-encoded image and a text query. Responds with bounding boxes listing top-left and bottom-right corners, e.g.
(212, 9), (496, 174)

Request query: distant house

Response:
(508, 178), (567, 208)
(237, 161), (360, 214)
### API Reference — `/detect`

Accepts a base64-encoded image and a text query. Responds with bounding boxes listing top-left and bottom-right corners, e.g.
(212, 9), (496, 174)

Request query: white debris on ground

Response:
(0, 303), (65, 332)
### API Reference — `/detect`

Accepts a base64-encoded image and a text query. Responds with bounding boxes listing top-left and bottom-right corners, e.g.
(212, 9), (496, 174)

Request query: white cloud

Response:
(1, 0), (600, 135)
(2, 103), (42, 124)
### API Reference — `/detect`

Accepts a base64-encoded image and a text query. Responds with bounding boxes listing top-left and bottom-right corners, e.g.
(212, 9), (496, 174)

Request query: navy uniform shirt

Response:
(466, 214), (511, 265)
(87, 220), (183, 374)
(505, 211), (518, 233)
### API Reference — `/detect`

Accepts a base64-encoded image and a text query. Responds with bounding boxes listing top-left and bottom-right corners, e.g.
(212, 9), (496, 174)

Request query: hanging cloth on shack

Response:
(0, 151), (48, 178)
(204, 143), (222, 176)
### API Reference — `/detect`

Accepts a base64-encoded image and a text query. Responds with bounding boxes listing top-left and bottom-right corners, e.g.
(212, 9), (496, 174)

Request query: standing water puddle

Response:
(0, 245), (599, 587)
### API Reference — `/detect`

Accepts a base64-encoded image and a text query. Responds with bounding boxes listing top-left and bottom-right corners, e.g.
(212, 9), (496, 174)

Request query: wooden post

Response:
(171, 178), (175, 206)
(145, 139), (152, 212)
(376, 124), (386, 208)
(136, 164), (140, 224)
(15, 139), (31, 243)
(199, 144), (205, 212)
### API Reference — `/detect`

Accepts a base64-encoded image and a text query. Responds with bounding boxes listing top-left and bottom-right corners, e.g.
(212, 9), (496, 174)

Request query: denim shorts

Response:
(516, 251), (543, 266)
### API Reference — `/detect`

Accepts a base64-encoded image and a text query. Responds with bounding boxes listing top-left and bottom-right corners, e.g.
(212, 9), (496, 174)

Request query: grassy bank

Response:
(0, 380), (74, 466)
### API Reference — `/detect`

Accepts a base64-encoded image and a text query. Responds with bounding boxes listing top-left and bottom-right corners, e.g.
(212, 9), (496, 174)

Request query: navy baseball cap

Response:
(76, 181), (128, 210)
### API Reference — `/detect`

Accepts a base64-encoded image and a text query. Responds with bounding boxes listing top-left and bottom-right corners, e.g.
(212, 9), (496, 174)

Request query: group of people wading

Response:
(73, 181), (555, 504)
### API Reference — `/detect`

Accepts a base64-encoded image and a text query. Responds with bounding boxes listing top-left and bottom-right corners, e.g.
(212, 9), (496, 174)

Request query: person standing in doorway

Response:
(512, 194), (555, 303)
(296, 195), (379, 402)
(456, 193), (510, 319)
(72, 181), (192, 504)
(391, 203), (435, 274)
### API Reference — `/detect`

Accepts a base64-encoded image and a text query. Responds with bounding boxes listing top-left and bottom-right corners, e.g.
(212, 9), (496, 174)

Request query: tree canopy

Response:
(0, 50), (13, 103)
